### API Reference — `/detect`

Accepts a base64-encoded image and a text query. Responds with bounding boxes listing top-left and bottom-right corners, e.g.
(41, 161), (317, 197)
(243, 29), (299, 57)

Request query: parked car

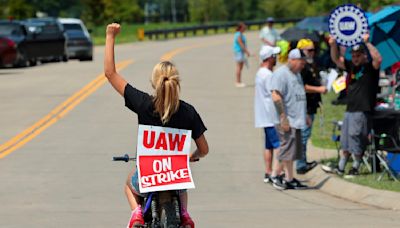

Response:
(59, 18), (93, 61)
(25, 17), (68, 62)
(0, 36), (17, 67)
(0, 18), (68, 67)
(0, 20), (36, 67)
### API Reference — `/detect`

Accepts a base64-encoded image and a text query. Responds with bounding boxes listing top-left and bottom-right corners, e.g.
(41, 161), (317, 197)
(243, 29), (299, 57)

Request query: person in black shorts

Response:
(322, 33), (382, 177)
(104, 23), (209, 228)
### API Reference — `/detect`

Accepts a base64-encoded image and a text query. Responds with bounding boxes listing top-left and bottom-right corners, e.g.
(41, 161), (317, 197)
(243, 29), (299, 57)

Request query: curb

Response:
(301, 164), (400, 210)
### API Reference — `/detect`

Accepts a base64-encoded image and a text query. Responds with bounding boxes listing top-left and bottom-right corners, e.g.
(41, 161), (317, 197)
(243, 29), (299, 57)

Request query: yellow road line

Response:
(0, 38), (226, 159)
(0, 59), (133, 159)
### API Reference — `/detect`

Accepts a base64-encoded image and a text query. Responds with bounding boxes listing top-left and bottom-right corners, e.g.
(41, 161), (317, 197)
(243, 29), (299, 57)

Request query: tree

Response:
(6, 0), (35, 19)
(224, 0), (252, 21)
(81, 0), (106, 26)
(82, 0), (142, 26)
(103, 0), (143, 23)
(188, 0), (227, 23)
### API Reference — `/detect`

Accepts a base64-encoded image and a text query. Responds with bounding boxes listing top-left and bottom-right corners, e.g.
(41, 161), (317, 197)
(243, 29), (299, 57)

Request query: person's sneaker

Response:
(334, 167), (345, 176)
(297, 161), (318, 174)
(307, 161), (318, 168)
(344, 168), (359, 179)
(284, 178), (309, 190)
(235, 82), (246, 88)
(264, 173), (271, 183)
(180, 212), (195, 228)
(271, 175), (287, 190)
(321, 165), (344, 176)
(127, 205), (144, 228)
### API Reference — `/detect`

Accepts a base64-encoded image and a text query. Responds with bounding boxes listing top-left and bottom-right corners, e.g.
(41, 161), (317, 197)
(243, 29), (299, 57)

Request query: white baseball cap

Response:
(259, 45), (281, 61)
(288, 48), (308, 60)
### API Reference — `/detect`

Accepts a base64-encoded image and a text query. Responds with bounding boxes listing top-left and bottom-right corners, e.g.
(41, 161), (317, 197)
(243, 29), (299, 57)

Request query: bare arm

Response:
(262, 38), (275, 46)
(271, 90), (290, 132)
(238, 34), (250, 56)
(363, 34), (382, 70)
(304, 84), (327, 94)
(104, 23), (127, 96)
(190, 134), (209, 161)
(328, 36), (345, 70)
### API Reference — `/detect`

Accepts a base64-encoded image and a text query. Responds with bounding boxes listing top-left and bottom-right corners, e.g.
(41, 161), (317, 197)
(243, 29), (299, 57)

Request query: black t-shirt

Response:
(301, 63), (322, 115)
(124, 84), (207, 140)
(345, 60), (379, 112)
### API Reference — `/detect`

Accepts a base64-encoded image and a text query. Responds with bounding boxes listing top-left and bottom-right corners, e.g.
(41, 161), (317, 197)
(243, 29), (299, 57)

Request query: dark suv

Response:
(25, 17), (68, 62)
(0, 18), (68, 67)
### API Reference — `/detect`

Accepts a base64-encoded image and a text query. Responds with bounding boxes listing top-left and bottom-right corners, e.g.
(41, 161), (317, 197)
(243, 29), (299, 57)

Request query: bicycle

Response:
(113, 154), (194, 228)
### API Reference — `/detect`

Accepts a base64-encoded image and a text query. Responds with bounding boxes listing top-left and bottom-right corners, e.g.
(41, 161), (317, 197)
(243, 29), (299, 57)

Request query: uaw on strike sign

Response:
(136, 125), (194, 193)
(329, 4), (368, 47)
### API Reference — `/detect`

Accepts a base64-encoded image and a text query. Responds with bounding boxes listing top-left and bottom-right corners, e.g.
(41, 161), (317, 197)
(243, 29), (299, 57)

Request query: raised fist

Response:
(106, 23), (121, 37)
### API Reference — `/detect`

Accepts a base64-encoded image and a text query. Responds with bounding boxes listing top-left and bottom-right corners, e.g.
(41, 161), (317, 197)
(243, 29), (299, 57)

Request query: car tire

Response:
(79, 56), (93, 61)
(15, 50), (30, 68)
(62, 54), (69, 62)
(29, 59), (37, 66)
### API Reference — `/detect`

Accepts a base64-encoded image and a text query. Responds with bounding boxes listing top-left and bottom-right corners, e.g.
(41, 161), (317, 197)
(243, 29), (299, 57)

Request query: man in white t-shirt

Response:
(254, 45), (281, 183)
(259, 17), (281, 47)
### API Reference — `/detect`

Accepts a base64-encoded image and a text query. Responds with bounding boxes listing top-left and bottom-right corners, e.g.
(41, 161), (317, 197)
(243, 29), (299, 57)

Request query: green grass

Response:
(321, 158), (400, 192)
(311, 91), (346, 149)
(91, 22), (197, 45)
(347, 175), (400, 192)
(90, 22), (294, 45)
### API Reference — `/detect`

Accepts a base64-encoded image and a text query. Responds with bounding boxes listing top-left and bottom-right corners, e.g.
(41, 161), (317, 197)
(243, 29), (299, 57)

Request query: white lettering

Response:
(141, 168), (190, 188)
(153, 160), (163, 173)
(162, 157), (172, 171)
(339, 22), (355, 31)
(152, 158), (172, 173)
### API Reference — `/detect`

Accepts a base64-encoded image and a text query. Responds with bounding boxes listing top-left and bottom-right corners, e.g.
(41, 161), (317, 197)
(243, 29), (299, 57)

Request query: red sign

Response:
(137, 125), (194, 193)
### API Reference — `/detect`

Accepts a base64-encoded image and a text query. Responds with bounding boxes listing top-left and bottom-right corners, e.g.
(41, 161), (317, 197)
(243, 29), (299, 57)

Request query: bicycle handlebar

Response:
(112, 154), (199, 162)
(112, 154), (136, 162)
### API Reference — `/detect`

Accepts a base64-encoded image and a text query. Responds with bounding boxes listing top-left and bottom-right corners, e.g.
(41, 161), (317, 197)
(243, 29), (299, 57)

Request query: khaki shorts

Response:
(275, 126), (302, 161)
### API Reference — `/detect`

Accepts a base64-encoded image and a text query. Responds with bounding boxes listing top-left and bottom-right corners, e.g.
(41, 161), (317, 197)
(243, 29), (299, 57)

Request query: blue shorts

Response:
(131, 170), (145, 197)
(234, 52), (245, 62)
(264, 127), (280, 149)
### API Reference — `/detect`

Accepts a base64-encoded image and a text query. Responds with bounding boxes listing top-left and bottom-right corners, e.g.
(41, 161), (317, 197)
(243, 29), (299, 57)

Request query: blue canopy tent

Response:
(343, 6), (400, 70)
(295, 16), (329, 33)
(368, 5), (400, 70)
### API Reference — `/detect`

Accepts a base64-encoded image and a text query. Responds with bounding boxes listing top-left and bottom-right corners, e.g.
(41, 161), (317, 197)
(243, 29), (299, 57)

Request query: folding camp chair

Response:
(372, 133), (400, 181)
(371, 110), (400, 181)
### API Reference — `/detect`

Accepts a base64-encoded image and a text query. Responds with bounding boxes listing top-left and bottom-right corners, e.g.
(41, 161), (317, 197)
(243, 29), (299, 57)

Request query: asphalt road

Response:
(1, 31), (400, 227)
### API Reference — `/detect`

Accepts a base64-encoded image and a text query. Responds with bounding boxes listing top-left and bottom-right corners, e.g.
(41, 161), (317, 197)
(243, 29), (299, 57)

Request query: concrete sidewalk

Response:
(302, 143), (400, 210)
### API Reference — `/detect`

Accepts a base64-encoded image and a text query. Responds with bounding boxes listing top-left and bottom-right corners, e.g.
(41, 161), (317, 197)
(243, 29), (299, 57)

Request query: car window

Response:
(0, 24), (23, 36)
(63, 23), (83, 31)
(41, 23), (62, 34)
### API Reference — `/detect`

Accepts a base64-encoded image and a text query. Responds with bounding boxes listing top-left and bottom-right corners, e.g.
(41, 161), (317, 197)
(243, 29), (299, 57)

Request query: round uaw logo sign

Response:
(329, 4), (368, 47)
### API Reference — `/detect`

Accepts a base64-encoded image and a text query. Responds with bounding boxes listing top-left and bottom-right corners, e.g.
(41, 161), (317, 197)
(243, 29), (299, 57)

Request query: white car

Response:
(59, 18), (93, 61)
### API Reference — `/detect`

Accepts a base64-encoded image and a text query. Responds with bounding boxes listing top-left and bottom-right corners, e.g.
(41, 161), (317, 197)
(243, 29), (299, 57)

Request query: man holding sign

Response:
(104, 23), (209, 228)
(324, 32), (382, 177)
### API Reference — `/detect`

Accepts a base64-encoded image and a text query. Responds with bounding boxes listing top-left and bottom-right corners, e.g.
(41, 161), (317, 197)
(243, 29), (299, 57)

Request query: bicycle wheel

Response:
(160, 202), (180, 228)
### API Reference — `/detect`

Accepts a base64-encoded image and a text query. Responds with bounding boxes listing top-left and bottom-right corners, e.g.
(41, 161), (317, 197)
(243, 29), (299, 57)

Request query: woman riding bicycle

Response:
(104, 23), (209, 228)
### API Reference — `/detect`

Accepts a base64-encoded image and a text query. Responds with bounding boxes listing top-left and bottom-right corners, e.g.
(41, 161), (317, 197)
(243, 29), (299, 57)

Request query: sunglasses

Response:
(305, 49), (315, 52)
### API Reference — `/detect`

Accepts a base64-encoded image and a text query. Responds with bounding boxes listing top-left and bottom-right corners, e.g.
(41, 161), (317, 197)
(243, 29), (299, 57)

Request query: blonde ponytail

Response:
(151, 61), (180, 124)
